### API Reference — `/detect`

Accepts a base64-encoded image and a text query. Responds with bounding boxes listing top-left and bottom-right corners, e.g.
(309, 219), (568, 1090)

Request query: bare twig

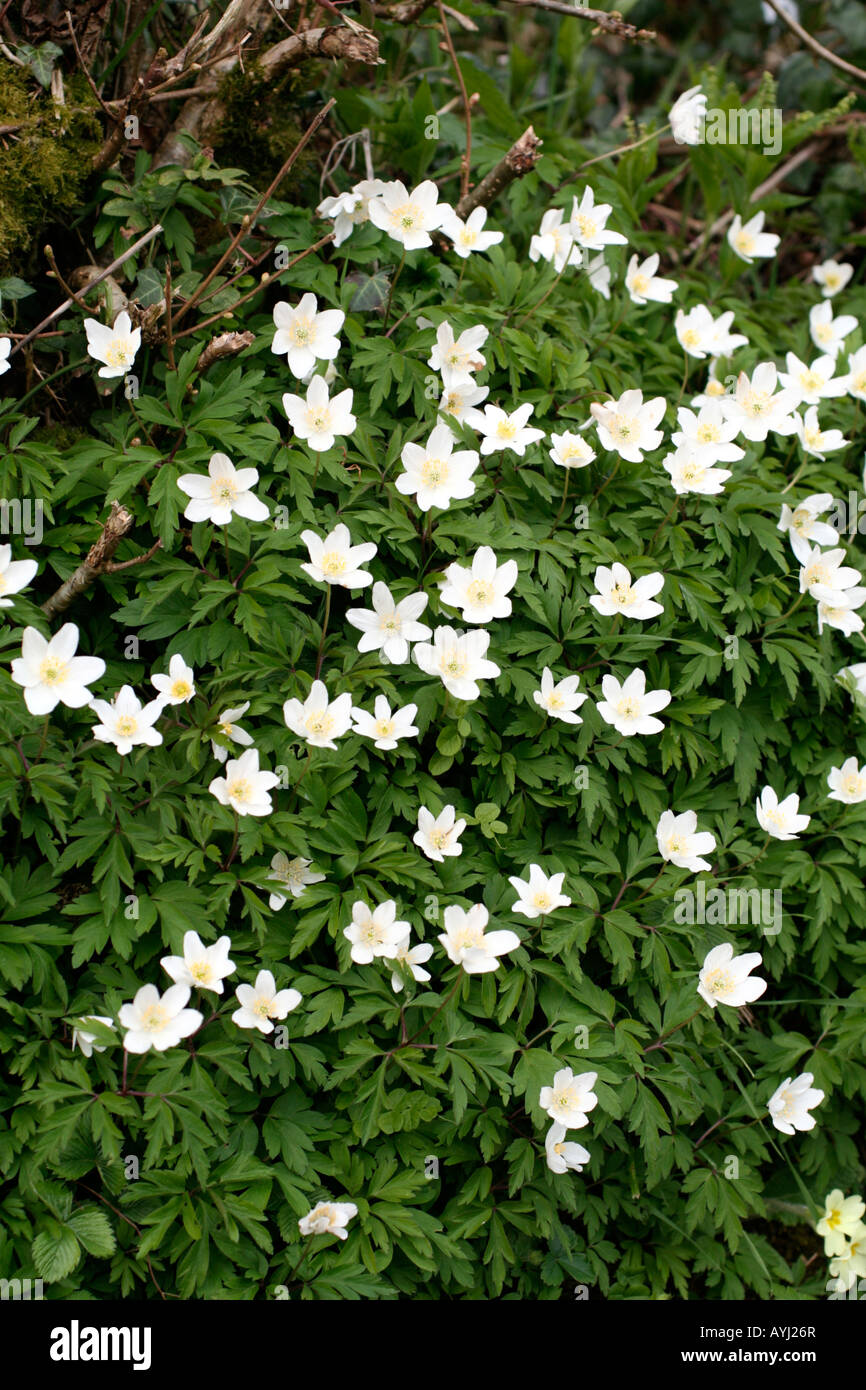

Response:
(502, 0), (657, 42)
(437, 0), (473, 201)
(10, 225), (163, 358)
(763, 0), (866, 84)
(173, 98), (336, 325)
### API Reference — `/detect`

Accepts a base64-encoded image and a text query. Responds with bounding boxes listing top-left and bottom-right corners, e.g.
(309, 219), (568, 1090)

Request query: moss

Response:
(0, 61), (101, 274)
(213, 61), (317, 198)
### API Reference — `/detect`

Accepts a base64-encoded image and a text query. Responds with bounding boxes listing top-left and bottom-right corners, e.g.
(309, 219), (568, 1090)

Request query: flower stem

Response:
(314, 584), (332, 680)
(383, 249), (407, 328)
(644, 1006), (704, 1054)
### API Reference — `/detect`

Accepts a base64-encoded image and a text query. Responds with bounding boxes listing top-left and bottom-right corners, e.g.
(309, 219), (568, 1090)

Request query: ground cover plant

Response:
(0, 0), (865, 1302)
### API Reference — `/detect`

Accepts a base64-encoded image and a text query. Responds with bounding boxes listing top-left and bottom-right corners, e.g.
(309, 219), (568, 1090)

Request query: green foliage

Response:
(0, 0), (864, 1305)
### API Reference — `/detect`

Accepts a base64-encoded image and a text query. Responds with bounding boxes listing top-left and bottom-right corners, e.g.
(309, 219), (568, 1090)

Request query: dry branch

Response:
(455, 126), (541, 219)
(41, 503), (162, 621)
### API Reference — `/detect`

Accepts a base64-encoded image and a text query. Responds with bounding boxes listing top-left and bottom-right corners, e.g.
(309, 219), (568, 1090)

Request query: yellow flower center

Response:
(191, 961), (213, 983)
(467, 579), (494, 606)
(171, 679), (192, 699)
(422, 457), (449, 486)
(141, 1005), (168, 1032)
(373, 718), (395, 739)
(39, 657), (68, 685)
(321, 551), (347, 577)
(116, 715), (138, 737)
(631, 272), (650, 296)
(105, 337), (133, 368)
(227, 777), (252, 803)
(696, 423), (720, 443)
(306, 712), (334, 737)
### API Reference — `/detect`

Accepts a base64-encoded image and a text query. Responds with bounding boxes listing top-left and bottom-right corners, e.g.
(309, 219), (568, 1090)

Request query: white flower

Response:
(298, 1201), (357, 1240)
(283, 679), (353, 750)
(441, 205), (503, 258)
(549, 430), (596, 470)
(0, 337), (10, 375)
(798, 544), (862, 597)
(755, 785), (810, 840)
(118, 983), (202, 1053)
(268, 853), (325, 909)
(344, 899), (410, 964)
(388, 935), (434, 994)
(625, 252), (678, 306)
(697, 942), (767, 1009)
(767, 1072), (825, 1135)
(794, 405), (849, 460)
(569, 187), (627, 250)
(539, 1068), (598, 1127)
(719, 363), (799, 442)
(11, 623), (105, 715)
(589, 563), (664, 620)
(675, 305), (720, 359)
(808, 301), (857, 357)
(473, 402), (545, 457)
(232, 969), (301, 1034)
(529, 208), (582, 273)
(208, 748), (280, 817)
(670, 84), (707, 145)
(72, 1016), (114, 1058)
(816, 1191), (866, 1256)
(437, 902), (520, 974)
(778, 493), (839, 564)
(300, 521), (376, 589)
(812, 259), (853, 298)
(440, 546), (518, 623)
(397, 421), (479, 512)
(727, 211), (779, 263)
(671, 402), (745, 466)
(428, 321), (488, 383)
(812, 585), (866, 637)
(271, 292), (345, 378)
(827, 756), (866, 804)
(367, 178), (451, 249)
(586, 252), (612, 299)
(414, 626), (500, 700)
(838, 662), (866, 698)
(151, 653), (195, 705)
(662, 447), (732, 495)
(317, 178), (389, 246)
(509, 864), (570, 919)
(545, 1122), (591, 1174)
(84, 309), (141, 379)
(690, 361), (730, 409)
(533, 667), (588, 724)
(438, 378), (489, 427)
(90, 684), (164, 755)
(161, 931), (235, 993)
(283, 373), (356, 452)
(844, 345), (866, 401)
(178, 451), (269, 526)
(211, 702), (254, 764)
(778, 352), (847, 408)
(413, 804), (466, 862)
(590, 390), (666, 463)
(656, 810), (716, 872)
(346, 582), (430, 663)
(351, 695), (419, 750)
(596, 668), (671, 736)
(0, 544), (37, 607)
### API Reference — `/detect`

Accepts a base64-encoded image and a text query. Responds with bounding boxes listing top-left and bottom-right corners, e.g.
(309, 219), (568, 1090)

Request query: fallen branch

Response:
(502, 0), (657, 42)
(154, 18), (379, 170)
(197, 330), (255, 371)
(41, 503), (162, 621)
(455, 125), (541, 219)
